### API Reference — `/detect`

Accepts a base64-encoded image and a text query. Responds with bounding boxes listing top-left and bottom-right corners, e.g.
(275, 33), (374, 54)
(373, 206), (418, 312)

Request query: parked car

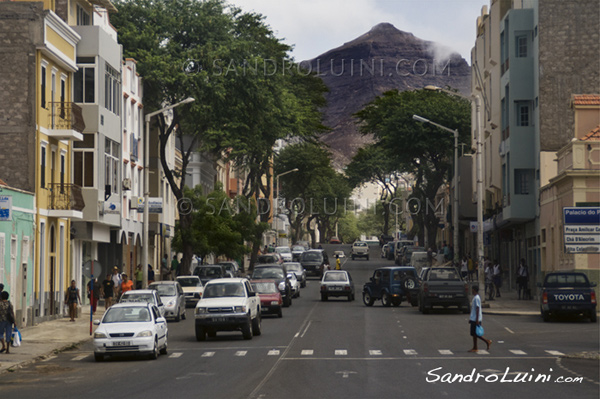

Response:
(176, 276), (204, 307)
(251, 279), (283, 318)
(291, 245), (306, 261)
(287, 273), (300, 298)
(193, 265), (229, 285)
(411, 251), (432, 274)
(218, 261), (241, 277)
(283, 261), (307, 288)
(251, 264), (292, 307)
(300, 249), (330, 278)
(397, 245), (425, 265)
(418, 267), (470, 314)
(148, 281), (187, 321)
(320, 270), (355, 301)
(351, 241), (370, 260)
(119, 289), (165, 318)
(329, 236), (341, 244)
(93, 302), (167, 361)
(362, 266), (419, 307)
(194, 278), (261, 341)
(274, 246), (293, 262)
(333, 250), (345, 259)
(538, 272), (597, 322)
(257, 253), (283, 265)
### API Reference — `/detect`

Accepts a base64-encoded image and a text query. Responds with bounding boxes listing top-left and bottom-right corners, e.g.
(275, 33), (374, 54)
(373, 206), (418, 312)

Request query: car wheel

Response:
(363, 292), (374, 306)
(181, 308), (186, 320)
(382, 292), (392, 307)
(174, 309), (181, 322)
(277, 308), (283, 318)
(149, 338), (159, 360)
(252, 313), (262, 336)
(195, 325), (206, 341)
(94, 353), (104, 362)
(242, 319), (253, 340)
(366, 255), (369, 261)
(160, 339), (168, 355)
(297, 289), (300, 298)
(352, 255), (355, 260)
(590, 311), (597, 323)
(321, 293), (328, 301)
(347, 294), (353, 302)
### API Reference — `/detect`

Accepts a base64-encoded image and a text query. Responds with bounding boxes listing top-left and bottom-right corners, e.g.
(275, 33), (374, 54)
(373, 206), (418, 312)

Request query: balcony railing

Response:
(48, 102), (85, 133)
(48, 183), (85, 212)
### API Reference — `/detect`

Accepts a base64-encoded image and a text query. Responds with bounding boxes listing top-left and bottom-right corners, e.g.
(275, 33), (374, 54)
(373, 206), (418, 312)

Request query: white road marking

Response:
(336, 371), (357, 378)
(300, 321), (312, 338)
(335, 349), (348, 356)
(477, 350), (490, 355)
(403, 336), (408, 339)
(169, 352), (183, 358)
(201, 351), (215, 357)
(509, 350), (527, 355)
(403, 349), (417, 355)
(268, 350), (280, 356)
(235, 351), (247, 357)
(504, 327), (515, 334)
(369, 350), (382, 356)
(301, 349), (314, 356)
(71, 354), (89, 361)
(546, 350), (565, 356)
(438, 350), (453, 355)
(42, 355), (57, 362)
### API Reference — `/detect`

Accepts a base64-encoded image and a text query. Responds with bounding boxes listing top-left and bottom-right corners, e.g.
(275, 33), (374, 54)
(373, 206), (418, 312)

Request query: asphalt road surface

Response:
(1, 244), (598, 399)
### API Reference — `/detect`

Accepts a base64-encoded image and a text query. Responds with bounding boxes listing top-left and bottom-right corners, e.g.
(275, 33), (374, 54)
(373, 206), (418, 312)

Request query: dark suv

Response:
(362, 266), (419, 307)
(193, 265), (229, 285)
(300, 249), (329, 278)
(250, 264), (292, 307)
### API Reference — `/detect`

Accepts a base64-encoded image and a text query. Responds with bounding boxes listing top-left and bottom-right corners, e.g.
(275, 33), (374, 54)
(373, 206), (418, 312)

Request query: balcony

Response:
(47, 102), (85, 141)
(48, 183), (85, 219)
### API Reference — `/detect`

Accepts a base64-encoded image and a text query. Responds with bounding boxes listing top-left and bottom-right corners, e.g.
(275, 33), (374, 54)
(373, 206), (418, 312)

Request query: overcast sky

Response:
(227, 0), (488, 64)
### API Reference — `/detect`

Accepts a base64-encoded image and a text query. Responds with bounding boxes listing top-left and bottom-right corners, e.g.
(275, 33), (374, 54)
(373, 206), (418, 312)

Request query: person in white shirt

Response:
(460, 257), (468, 280)
(468, 285), (491, 352)
(492, 262), (502, 297)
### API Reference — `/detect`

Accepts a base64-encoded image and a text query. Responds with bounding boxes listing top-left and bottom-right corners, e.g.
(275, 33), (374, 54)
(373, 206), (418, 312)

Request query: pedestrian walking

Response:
(517, 258), (529, 300)
(135, 264), (143, 289)
(468, 285), (491, 353)
(335, 255), (342, 270)
(87, 277), (101, 313)
(65, 280), (81, 322)
(171, 255), (179, 278)
(101, 273), (115, 310)
(111, 267), (123, 298)
(493, 261), (502, 297)
(0, 291), (16, 354)
(120, 274), (134, 296)
(467, 255), (474, 282)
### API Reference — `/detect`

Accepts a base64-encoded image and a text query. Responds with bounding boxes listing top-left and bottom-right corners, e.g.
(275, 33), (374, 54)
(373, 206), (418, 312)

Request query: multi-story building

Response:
(0, 0), (84, 322)
(471, 0), (599, 292)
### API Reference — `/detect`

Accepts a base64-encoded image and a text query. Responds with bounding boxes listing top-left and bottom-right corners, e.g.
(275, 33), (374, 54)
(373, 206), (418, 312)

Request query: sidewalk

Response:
(480, 288), (540, 316)
(0, 305), (96, 374)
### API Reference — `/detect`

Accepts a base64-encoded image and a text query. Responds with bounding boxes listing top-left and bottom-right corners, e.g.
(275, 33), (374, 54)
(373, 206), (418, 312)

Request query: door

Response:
(49, 226), (55, 315)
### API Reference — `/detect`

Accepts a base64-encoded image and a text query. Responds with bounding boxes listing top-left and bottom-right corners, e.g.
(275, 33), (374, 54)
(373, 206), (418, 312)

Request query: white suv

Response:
(351, 241), (370, 260)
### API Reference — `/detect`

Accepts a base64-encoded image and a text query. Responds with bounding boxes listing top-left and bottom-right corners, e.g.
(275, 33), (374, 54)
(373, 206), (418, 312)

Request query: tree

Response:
(112, 0), (327, 271)
(355, 89), (470, 251)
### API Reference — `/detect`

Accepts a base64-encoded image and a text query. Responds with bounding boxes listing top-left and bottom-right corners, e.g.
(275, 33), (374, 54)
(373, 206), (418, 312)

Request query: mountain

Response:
(302, 23), (471, 168)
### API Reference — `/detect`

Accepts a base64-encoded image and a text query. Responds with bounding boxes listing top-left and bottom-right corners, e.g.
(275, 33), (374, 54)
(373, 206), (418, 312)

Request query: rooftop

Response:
(572, 94), (600, 106)
(581, 125), (600, 141)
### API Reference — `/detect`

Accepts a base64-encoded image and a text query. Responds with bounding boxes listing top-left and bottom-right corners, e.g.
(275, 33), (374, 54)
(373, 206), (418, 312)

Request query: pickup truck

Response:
(538, 272), (597, 322)
(418, 267), (470, 314)
(351, 241), (370, 260)
(194, 278), (262, 341)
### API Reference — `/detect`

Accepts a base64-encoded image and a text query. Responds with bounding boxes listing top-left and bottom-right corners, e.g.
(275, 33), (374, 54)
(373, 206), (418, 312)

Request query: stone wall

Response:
(0, 2), (42, 192)
(539, 0), (600, 151)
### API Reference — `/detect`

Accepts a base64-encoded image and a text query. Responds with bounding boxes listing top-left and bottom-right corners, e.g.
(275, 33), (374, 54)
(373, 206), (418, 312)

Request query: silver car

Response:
(283, 262), (307, 288)
(148, 281), (186, 322)
(320, 270), (355, 302)
(287, 273), (300, 298)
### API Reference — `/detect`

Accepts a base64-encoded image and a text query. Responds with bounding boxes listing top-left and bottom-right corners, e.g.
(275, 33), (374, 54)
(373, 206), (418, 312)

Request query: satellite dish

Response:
(83, 260), (103, 279)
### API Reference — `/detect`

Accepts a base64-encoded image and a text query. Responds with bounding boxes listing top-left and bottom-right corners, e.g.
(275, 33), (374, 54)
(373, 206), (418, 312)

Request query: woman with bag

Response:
(0, 290), (16, 354)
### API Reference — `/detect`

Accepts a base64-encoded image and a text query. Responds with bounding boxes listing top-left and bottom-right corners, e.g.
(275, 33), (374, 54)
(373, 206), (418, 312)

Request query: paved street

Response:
(0, 245), (598, 399)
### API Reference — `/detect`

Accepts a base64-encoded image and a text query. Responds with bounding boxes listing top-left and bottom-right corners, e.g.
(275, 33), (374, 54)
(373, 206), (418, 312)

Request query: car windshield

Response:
(251, 282), (278, 294)
(177, 278), (201, 287)
(203, 283), (245, 298)
(354, 242), (367, 247)
(196, 267), (222, 278)
(301, 252), (322, 262)
(103, 306), (151, 323)
(545, 274), (589, 287)
(276, 247), (291, 253)
(150, 285), (177, 296)
(253, 268), (284, 279)
(324, 272), (348, 282)
(121, 293), (155, 304)
(285, 264), (302, 273)
(292, 246), (304, 252)
(428, 269), (460, 281)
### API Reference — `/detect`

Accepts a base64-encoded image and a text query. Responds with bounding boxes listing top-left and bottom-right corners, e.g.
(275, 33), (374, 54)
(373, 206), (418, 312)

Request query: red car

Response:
(251, 279), (283, 318)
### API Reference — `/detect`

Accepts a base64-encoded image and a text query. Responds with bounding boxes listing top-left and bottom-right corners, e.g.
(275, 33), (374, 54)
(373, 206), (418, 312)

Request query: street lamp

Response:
(423, 85), (484, 297)
(273, 168), (299, 245)
(412, 114), (459, 268)
(142, 97), (195, 288)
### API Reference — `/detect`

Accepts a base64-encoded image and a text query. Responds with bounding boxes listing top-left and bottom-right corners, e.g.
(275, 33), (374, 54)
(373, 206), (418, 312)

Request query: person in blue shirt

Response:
(468, 285), (491, 352)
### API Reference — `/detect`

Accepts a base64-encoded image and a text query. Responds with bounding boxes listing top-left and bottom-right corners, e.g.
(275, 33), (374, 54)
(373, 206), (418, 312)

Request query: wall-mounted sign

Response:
(563, 207), (600, 254)
(0, 195), (12, 221)
(137, 197), (163, 214)
(103, 201), (121, 215)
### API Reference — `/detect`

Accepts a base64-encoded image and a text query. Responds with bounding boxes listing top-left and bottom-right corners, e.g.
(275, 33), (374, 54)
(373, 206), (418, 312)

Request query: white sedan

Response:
(93, 303), (168, 361)
(176, 276), (204, 307)
(287, 273), (300, 298)
(275, 246), (293, 262)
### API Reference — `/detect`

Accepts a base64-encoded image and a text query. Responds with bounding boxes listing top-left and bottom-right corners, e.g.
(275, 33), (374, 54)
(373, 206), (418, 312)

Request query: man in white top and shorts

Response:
(469, 285), (491, 352)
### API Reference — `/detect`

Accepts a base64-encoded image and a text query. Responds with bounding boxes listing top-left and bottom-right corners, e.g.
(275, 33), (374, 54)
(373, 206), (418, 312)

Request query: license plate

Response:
(111, 341), (131, 346)
(330, 287), (343, 291)
(212, 317), (227, 322)
(438, 294), (453, 299)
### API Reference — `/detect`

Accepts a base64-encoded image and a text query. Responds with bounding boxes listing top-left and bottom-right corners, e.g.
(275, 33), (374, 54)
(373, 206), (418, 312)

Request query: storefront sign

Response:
(0, 195), (12, 221)
(563, 207), (600, 253)
(137, 197), (163, 214)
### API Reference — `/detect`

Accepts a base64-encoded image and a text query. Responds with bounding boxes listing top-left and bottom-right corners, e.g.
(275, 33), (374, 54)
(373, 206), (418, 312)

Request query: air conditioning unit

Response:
(130, 196), (139, 210)
(122, 178), (132, 191)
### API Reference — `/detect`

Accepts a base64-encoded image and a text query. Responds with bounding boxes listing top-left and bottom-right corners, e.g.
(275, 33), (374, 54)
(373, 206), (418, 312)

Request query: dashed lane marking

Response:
(545, 350), (565, 356)
(71, 354), (89, 361)
(476, 350), (490, 355)
(169, 352), (183, 358)
(403, 350), (417, 355)
(301, 350), (314, 356)
(369, 350), (382, 356)
(268, 350), (280, 356)
(438, 350), (453, 355)
(202, 351), (215, 357)
(235, 351), (247, 357)
(509, 350), (527, 355)
(335, 350), (348, 356)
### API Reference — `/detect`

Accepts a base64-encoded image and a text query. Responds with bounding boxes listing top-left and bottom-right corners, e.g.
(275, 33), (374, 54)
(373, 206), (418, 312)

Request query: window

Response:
(74, 66), (95, 103)
(76, 5), (90, 26)
(105, 138), (120, 195)
(40, 144), (47, 188)
(514, 169), (532, 195)
(515, 101), (530, 126)
(41, 64), (47, 108)
(60, 77), (66, 118)
(515, 35), (528, 58)
(74, 134), (95, 187)
(105, 63), (120, 115)
(60, 153), (65, 190)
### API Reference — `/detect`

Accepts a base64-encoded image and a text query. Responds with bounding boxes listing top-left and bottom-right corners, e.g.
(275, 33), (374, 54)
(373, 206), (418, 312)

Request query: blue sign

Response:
(0, 195), (12, 221)
(563, 207), (600, 254)
(563, 207), (600, 225)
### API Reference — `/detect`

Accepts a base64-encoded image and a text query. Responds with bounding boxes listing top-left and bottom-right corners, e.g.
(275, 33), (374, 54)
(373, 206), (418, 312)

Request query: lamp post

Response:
(412, 114), (459, 267)
(274, 168), (299, 245)
(142, 97), (195, 288)
(423, 86), (484, 298)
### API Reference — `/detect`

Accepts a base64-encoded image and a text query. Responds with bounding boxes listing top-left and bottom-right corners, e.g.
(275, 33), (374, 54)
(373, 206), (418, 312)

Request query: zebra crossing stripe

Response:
(71, 354), (89, 361)
(335, 350), (348, 356)
(235, 351), (247, 357)
(545, 350), (564, 356)
(369, 350), (382, 356)
(169, 352), (183, 358)
(438, 350), (453, 355)
(403, 350), (417, 355)
(301, 350), (314, 356)
(509, 350), (527, 355)
(202, 352), (215, 357)
(268, 350), (280, 356)
(476, 350), (490, 355)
